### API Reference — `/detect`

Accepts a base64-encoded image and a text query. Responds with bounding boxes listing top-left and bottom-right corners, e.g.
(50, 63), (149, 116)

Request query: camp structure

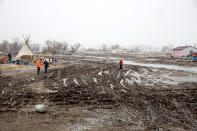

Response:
(172, 46), (197, 57)
(15, 43), (33, 59)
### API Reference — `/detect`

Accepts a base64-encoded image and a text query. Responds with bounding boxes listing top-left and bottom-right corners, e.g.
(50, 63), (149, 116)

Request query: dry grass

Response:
(0, 64), (26, 71)
(49, 65), (65, 70)
(138, 56), (146, 58)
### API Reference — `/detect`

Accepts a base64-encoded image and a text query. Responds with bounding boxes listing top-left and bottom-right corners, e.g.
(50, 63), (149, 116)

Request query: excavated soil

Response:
(0, 56), (197, 131)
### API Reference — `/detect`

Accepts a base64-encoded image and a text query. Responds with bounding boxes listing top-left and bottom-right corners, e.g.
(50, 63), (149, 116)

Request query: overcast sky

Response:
(0, 0), (197, 48)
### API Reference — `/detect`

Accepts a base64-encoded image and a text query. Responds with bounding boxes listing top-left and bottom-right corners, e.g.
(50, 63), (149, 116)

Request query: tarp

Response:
(15, 43), (33, 59)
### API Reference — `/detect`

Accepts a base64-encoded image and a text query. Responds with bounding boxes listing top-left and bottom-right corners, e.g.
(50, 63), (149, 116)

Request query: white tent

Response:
(15, 43), (33, 59)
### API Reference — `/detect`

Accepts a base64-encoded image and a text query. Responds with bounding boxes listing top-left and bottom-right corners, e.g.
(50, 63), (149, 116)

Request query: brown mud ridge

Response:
(0, 60), (197, 130)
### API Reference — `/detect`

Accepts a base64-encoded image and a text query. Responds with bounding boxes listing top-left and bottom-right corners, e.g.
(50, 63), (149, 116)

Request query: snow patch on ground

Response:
(130, 71), (141, 84)
(63, 78), (67, 87)
(104, 71), (109, 74)
(125, 78), (133, 85)
(120, 79), (126, 88)
(93, 77), (98, 83)
(98, 71), (102, 76)
(74, 78), (79, 86)
(110, 84), (114, 90)
(124, 70), (131, 76)
(117, 72), (120, 78)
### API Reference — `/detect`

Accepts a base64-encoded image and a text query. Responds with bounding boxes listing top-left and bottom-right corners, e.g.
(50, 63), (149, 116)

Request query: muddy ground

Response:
(0, 54), (197, 131)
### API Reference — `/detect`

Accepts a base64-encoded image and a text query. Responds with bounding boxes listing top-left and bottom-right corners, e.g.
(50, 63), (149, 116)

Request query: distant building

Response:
(172, 46), (197, 57)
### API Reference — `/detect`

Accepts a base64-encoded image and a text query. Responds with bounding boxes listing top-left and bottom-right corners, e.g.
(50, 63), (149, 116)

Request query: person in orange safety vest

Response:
(36, 59), (41, 75)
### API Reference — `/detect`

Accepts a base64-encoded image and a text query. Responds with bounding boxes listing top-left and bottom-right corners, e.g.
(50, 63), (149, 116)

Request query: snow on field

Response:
(125, 78), (133, 85)
(104, 71), (109, 74)
(93, 77), (98, 83)
(117, 72), (120, 78)
(74, 78), (79, 86)
(98, 71), (102, 76)
(120, 79), (126, 88)
(63, 78), (68, 87)
(110, 84), (114, 90)
(124, 70), (131, 76)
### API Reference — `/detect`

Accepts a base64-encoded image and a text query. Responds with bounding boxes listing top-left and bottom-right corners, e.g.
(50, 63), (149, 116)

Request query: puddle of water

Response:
(76, 55), (197, 74)
(30, 82), (57, 93)
(75, 55), (197, 86)
(124, 60), (197, 73)
(161, 74), (197, 83)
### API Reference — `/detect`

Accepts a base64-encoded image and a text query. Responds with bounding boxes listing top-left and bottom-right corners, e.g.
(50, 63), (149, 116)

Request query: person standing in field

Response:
(43, 59), (49, 73)
(36, 59), (41, 75)
(119, 59), (123, 69)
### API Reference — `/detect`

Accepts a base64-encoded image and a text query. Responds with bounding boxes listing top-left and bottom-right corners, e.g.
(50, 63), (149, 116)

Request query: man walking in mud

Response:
(36, 59), (41, 75)
(43, 59), (49, 73)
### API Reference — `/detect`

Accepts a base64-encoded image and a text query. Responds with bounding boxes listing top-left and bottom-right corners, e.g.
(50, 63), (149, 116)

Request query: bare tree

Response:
(9, 42), (21, 52)
(102, 44), (107, 51)
(0, 40), (9, 53)
(30, 44), (41, 53)
(43, 40), (68, 54)
(161, 44), (173, 53)
(111, 44), (120, 49)
(7, 38), (23, 53)
(43, 40), (56, 54)
(60, 42), (68, 54)
(133, 46), (141, 53)
(70, 43), (81, 53)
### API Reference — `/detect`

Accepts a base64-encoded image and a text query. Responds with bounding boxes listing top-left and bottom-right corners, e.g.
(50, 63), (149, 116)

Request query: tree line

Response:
(0, 36), (81, 54)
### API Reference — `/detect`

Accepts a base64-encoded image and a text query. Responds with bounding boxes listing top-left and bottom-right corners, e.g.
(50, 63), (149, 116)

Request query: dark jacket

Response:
(44, 60), (49, 68)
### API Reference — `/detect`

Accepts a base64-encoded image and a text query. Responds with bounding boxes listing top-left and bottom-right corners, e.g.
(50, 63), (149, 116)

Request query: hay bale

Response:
(20, 55), (35, 62)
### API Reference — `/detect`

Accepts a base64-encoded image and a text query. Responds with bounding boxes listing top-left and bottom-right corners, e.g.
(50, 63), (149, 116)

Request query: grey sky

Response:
(0, 0), (197, 48)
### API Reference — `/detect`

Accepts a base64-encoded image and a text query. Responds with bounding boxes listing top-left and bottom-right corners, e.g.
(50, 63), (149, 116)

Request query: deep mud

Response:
(0, 55), (197, 131)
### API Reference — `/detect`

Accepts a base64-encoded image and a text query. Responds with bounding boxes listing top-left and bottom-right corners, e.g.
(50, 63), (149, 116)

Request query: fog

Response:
(0, 0), (197, 49)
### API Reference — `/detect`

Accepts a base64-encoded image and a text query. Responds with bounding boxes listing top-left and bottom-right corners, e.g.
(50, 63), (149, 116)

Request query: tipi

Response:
(15, 43), (33, 59)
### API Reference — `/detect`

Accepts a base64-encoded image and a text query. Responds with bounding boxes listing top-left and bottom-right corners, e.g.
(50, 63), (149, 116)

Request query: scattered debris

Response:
(93, 77), (98, 83)
(74, 78), (79, 86)
(35, 104), (46, 113)
(63, 78), (68, 87)
(110, 84), (114, 90)
(98, 71), (102, 76)
(104, 71), (109, 74)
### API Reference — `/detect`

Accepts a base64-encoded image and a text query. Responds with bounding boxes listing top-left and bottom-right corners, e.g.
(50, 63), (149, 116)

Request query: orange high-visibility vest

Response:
(37, 60), (41, 68)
